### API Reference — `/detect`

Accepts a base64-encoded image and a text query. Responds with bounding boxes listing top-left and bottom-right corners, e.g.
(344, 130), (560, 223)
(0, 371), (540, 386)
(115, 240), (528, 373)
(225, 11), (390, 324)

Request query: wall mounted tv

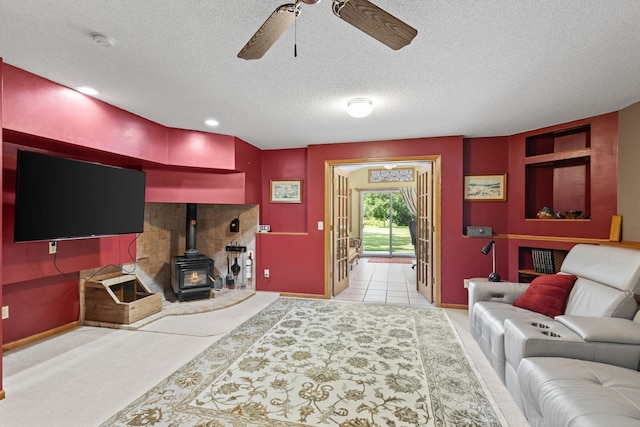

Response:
(14, 150), (146, 242)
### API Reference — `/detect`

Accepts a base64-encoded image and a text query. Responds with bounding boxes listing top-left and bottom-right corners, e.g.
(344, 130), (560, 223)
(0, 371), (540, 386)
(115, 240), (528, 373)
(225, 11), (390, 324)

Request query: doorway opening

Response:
(361, 190), (413, 257)
(326, 157), (441, 305)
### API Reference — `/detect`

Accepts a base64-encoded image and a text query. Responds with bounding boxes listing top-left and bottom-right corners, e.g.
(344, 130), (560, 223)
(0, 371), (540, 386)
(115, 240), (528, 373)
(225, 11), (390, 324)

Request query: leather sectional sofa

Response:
(467, 243), (640, 426)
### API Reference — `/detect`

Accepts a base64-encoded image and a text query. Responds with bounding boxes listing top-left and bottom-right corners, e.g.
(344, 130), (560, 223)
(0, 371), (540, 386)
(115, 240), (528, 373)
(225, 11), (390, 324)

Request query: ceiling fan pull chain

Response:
(294, 13), (298, 57)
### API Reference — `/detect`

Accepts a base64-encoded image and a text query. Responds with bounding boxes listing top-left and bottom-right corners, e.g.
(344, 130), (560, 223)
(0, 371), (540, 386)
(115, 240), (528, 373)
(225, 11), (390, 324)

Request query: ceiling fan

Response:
(237, 0), (418, 60)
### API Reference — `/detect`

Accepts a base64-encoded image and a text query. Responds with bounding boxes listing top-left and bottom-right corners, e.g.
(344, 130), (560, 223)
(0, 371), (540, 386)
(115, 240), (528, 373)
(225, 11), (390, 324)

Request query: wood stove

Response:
(171, 203), (214, 301)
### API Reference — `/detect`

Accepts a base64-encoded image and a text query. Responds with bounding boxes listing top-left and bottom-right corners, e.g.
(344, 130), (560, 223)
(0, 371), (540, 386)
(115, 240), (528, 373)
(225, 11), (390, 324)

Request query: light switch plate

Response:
(2, 306), (8, 320)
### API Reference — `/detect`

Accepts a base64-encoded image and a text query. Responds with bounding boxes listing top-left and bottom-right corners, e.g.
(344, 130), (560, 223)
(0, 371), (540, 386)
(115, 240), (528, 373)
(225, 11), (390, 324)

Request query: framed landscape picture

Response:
(270, 179), (303, 203)
(464, 174), (507, 201)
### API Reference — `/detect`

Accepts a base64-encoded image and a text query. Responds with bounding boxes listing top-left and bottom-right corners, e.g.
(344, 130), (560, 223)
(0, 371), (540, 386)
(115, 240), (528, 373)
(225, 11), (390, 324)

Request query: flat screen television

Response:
(14, 150), (146, 242)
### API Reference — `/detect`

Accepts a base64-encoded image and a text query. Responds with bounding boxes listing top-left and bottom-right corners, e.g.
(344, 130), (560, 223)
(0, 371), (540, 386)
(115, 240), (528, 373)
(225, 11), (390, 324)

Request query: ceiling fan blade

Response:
(238, 4), (299, 60)
(333, 0), (417, 50)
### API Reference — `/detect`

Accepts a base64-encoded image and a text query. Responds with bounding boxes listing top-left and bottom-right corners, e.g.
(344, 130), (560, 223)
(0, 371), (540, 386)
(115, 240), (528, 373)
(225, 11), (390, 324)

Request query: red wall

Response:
(144, 168), (246, 204)
(256, 137), (503, 305)
(462, 136), (510, 282)
(3, 66), (168, 164)
(234, 138), (264, 206)
(1, 64), (263, 352)
(166, 128), (235, 170)
(508, 114), (617, 239)
(260, 149), (307, 232)
(1, 142), (142, 349)
(506, 113), (618, 281)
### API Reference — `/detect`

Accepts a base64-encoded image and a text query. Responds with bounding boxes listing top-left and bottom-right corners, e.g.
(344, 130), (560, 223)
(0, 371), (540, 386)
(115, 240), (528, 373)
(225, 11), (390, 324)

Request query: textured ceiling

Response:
(1, 1), (640, 150)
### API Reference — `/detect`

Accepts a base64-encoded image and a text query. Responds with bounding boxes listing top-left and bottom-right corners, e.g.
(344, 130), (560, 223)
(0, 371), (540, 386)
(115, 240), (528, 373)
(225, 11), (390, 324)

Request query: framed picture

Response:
(464, 174), (507, 201)
(270, 179), (303, 203)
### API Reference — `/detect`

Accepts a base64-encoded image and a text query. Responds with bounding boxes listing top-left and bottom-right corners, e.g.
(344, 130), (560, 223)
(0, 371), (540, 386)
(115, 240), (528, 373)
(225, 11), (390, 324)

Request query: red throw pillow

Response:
(513, 274), (578, 318)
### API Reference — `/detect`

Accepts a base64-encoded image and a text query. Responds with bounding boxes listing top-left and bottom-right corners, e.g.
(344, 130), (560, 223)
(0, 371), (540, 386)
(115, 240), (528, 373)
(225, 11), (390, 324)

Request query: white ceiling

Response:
(1, 1), (639, 150)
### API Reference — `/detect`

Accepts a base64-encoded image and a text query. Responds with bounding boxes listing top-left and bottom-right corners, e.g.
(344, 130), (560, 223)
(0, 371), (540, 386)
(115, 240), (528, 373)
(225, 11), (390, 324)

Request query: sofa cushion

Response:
(561, 244), (640, 294)
(565, 276), (639, 318)
(556, 315), (640, 344)
(513, 274), (577, 317)
(471, 301), (550, 383)
(518, 357), (640, 427)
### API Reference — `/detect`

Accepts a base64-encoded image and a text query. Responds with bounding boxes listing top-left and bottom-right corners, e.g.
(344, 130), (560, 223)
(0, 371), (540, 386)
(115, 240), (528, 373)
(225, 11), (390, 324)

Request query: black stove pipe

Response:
(185, 203), (200, 258)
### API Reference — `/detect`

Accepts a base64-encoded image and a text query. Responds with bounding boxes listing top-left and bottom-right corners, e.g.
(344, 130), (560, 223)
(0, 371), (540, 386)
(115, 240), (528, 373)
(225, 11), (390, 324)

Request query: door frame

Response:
(324, 156), (442, 305)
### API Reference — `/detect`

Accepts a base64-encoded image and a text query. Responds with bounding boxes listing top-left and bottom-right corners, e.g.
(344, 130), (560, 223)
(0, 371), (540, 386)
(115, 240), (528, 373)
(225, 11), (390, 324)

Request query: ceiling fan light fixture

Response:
(347, 98), (373, 118)
(204, 119), (220, 127)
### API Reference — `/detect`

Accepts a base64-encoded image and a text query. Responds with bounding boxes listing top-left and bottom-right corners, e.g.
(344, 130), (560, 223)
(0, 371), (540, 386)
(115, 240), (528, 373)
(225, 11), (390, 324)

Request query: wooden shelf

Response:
(524, 125), (591, 219)
(524, 148), (591, 165)
(518, 269), (547, 277)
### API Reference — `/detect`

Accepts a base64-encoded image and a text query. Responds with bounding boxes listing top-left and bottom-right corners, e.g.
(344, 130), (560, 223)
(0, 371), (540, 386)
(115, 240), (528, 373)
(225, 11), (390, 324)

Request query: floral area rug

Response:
(101, 298), (503, 427)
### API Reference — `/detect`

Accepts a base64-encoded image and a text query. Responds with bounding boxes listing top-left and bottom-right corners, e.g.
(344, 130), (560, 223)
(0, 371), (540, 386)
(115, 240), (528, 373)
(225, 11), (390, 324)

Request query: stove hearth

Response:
(171, 203), (214, 302)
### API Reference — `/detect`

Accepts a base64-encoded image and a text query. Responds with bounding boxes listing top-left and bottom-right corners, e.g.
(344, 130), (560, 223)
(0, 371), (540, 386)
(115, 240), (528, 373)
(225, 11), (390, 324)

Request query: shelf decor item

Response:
(464, 174), (507, 202)
(481, 240), (501, 282)
(610, 215), (622, 242)
(565, 210), (582, 219)
(536, 206), (555, 219)
(531, 248), (556, 274)
(467, 226), (492, 237)
(270, 179), (303, 203)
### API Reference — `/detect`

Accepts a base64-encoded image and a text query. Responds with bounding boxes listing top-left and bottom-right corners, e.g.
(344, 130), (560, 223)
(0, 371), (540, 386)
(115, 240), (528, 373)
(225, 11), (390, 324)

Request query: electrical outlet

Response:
(2, 306), (8, 320)
(264, 269), (270, 278)
(49, 241), (57, 254)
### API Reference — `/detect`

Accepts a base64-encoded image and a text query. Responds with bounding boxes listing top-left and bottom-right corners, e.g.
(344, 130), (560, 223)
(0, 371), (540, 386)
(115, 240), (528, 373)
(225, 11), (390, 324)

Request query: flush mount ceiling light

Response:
(91, 32), (114, 48)
(74, 86), (99, 96)
(204, 119), (220, 127)
(347, 98), (373, 118)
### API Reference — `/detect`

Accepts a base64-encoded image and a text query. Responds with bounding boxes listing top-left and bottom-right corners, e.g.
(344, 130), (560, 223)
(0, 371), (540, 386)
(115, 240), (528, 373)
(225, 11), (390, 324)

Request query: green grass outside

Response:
(362, 225), (413, 252)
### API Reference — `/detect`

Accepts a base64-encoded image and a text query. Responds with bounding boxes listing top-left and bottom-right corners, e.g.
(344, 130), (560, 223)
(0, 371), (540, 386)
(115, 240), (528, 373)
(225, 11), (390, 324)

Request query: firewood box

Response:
(84, 274), (162, 325)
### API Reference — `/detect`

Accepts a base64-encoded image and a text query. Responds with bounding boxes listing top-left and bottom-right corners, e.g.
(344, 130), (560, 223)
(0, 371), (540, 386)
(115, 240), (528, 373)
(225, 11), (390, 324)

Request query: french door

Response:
(417, 165), (434, 302)
(332, 167), (350, 296)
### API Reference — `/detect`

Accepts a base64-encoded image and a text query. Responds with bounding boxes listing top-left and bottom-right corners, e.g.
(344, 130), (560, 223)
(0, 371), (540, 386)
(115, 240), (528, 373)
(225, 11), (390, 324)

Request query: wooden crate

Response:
(85, 274), (162, 325)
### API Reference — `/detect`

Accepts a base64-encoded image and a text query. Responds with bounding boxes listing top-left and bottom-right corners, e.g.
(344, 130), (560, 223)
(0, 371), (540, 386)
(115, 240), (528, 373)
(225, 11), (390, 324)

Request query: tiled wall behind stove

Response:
(136, 203), (259, 298)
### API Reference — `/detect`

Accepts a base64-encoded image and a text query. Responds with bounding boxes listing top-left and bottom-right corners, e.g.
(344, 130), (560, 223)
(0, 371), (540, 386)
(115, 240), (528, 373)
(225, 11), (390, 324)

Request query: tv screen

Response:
(14, 150), (146, 242)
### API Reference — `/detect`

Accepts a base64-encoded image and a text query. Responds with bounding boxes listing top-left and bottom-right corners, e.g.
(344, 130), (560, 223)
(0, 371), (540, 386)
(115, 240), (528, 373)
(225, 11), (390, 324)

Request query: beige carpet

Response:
(102, 298), (506, 426)
(83, 288), (257, 331)
(0, 294), (528, 427)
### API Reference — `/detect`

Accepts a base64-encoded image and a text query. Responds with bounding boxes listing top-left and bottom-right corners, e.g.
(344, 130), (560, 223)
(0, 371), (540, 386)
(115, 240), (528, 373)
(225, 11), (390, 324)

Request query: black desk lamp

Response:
(481, 240), (501, 282)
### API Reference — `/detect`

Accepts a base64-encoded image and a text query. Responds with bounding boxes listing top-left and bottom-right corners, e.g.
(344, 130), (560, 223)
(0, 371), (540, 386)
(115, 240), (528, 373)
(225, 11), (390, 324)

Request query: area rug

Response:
(101, 298), (504, 427)
(367, 257), (413, 264)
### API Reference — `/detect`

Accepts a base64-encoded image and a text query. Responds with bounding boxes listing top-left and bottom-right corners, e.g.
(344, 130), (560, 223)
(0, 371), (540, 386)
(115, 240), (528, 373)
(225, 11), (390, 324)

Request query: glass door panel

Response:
(362, 191), (413, 257)
(391, 192), (413, 257)
(362, 192), (391, 256)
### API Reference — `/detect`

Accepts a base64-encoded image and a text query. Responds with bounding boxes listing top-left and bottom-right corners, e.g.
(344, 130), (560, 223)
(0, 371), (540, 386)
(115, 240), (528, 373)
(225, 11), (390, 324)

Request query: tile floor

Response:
(333, 257), (432, 306)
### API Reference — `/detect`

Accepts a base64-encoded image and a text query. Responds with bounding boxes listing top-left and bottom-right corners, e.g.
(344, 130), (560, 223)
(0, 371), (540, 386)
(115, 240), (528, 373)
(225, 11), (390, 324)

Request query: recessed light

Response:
(204, 119), (219, 127)
(74, 86), (99, 96)
(347, 98), (373, 118)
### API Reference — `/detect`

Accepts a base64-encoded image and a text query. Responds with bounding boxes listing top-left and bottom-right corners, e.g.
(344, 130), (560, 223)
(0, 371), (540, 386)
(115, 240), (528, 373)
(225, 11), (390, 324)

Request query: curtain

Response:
(399, 186), (417, 217)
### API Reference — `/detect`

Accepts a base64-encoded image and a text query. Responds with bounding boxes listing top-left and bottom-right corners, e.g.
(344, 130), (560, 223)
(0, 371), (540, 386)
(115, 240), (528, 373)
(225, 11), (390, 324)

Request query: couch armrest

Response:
(468, 280), (529, 309)
(555, 315), (640, 344)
